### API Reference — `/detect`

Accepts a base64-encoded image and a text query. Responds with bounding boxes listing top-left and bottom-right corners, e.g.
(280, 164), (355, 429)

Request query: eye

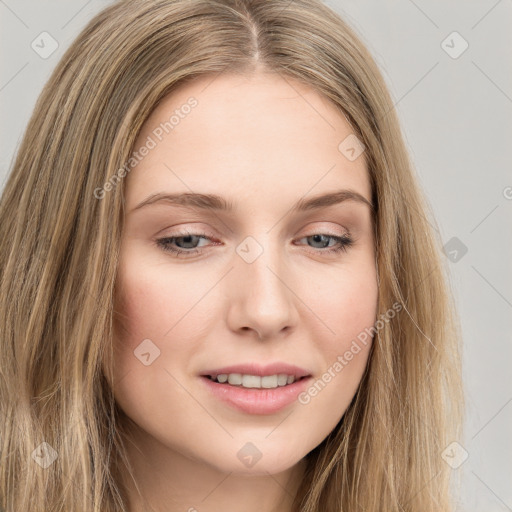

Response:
(295, 233), (354, 255)
(155, 230), (354, 258)
(155, 229), (215, 258)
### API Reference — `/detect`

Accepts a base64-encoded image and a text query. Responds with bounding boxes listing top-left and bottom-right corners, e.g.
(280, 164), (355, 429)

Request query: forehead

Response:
(125, 72), (371, 211)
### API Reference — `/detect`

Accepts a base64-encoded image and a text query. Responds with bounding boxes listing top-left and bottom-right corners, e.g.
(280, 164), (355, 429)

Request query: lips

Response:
(198, 362), (313, 414)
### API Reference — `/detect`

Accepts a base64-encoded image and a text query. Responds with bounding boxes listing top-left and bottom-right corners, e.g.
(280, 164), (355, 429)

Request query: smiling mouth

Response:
(203, 373), (309, 389)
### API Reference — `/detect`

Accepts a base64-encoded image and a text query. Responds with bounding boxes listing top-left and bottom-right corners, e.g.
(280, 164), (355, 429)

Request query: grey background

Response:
(1, 1), (511, 510)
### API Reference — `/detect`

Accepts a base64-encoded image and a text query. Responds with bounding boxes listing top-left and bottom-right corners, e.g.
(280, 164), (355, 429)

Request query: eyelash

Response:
(155, 229), (354, 258)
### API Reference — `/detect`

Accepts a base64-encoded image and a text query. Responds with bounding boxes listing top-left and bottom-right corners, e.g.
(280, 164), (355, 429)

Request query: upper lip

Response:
(200, 362), (311, 380)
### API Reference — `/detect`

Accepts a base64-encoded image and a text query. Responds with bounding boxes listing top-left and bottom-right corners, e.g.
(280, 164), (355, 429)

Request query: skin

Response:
(109, 71), (378, 512)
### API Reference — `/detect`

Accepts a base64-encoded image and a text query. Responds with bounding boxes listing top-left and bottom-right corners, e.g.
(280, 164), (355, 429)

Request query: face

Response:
(109, 71), (378, 476)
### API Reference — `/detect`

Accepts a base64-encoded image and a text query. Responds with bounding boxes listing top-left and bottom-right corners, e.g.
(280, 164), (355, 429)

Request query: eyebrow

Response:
(130, 189), (374, 214)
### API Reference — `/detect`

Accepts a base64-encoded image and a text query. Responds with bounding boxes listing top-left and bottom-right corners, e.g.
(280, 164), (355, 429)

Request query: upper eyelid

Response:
(161, 221), (352, 237)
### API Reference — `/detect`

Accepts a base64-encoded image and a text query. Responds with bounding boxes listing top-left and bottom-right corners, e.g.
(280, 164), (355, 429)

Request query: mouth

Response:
(198, 363), (313, 414)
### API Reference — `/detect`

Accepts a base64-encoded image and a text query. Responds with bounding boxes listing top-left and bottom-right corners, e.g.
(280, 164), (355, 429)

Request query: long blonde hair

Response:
(0, 0), (464, 510)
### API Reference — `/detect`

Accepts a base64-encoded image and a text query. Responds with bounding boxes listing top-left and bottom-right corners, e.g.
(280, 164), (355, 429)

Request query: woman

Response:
(0, 0), (464, 510)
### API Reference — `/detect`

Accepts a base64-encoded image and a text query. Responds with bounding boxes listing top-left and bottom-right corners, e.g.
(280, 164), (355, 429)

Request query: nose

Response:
(226, 240), (299, 341)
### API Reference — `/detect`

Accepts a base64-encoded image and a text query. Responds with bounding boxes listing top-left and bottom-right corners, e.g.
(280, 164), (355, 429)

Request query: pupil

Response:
(311, 234), (328, 248)
(178, 235), (196, 248)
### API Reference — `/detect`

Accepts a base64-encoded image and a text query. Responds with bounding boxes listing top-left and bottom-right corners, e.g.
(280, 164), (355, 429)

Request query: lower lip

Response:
(200, 376), (312, 415)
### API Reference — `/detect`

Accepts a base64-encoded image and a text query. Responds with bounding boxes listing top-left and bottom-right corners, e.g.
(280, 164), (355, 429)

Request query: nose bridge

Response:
(237, 232), (289, 300)
(229, 232), (298, 337)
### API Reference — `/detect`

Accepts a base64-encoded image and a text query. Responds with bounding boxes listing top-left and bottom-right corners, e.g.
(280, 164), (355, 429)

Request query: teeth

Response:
(228, 373), (242, 385)
(261, 375), (277, 388)
(211, 373), (298, 389)
(277, 374), (288, 386)
(242, 375), (261, 388)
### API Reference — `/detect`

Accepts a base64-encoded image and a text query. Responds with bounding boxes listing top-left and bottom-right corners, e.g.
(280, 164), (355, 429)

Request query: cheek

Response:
(110, 245), (223, 405)
(113, 246), (210, 347)
(109, 258), (201, 426)
(301, 261), (378, 386)
(304, 259), (378, 344)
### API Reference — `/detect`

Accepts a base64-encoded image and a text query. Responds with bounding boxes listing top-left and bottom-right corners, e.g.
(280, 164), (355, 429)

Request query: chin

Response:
(203, 444), (307, 476)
